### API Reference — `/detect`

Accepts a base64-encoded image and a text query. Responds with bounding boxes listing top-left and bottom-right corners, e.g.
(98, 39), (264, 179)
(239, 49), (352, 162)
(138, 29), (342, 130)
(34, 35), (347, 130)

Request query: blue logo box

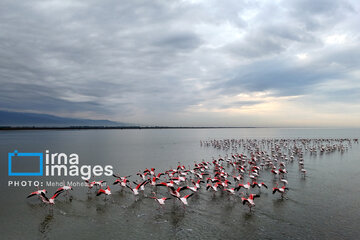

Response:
(8, 150), (43, 176)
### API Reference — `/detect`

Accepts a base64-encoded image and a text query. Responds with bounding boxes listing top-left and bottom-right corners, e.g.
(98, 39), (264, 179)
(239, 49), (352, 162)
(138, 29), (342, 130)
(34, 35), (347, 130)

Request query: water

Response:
(0, 128), (359, 239)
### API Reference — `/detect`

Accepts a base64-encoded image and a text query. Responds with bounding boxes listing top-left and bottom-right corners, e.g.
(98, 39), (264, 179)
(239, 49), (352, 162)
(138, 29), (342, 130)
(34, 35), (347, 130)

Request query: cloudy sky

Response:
(1, 0), (359, 127)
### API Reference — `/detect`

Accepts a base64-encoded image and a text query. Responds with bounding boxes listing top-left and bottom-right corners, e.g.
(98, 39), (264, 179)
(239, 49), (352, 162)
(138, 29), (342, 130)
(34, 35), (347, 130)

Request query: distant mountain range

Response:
(0, 110), (131, 127)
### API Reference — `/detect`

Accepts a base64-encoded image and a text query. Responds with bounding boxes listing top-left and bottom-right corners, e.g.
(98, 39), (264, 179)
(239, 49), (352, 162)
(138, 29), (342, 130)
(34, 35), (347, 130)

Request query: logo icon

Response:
(8, 150), (43, 176)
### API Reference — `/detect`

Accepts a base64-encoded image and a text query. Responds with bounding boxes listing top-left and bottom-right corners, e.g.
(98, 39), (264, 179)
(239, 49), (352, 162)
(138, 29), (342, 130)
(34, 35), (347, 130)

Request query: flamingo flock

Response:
(26, 138), (357, 212)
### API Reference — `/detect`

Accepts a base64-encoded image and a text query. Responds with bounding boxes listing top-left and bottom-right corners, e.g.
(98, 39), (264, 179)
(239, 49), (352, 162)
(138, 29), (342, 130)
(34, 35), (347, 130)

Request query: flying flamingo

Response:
(241, 194), (260, 211)
(221, 179), (232, 188)
(113, 178), (129, 188)
(96, 186), (111, 200)
(272, 185), (289, 198)
(177, 193), (194, 206)
(168, 186), (189, 198)
(148, 193), (171, 207)
(137, 172), (149, 181)
(191, 179), (204, 189)
(93, 180), (106, 188)
(224, 187), (237, 195)
(54, 186), (73, 198)
(235, 182), (251, 191)
(85, 180), (95, 190)
(39, 191), (63, 205)
(126, 180), (148, 195)
(156, 181), (174, 188)
(113, 174), (131, 180)
(251, 182), (268, 189)
(195, 172), (209, 179)
(27, 189), (47, 198)
(149, 177), (158, 186)
(144, 168), (156, 176)
(206, 182), (222, 192)
(233, 174), (243, 182)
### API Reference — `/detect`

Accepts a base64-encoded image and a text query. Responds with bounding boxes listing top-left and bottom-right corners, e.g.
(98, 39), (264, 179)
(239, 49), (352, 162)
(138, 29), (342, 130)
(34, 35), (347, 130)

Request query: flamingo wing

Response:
(184, 193), (194, 199)
(40, 192), (49, 202)
(27, 192), (38, 198)
(51, 191), (63, 199)
(177, 186), (188, 193)
(250, 194), (260, 200)
(241, 198), (249, 205)
(136, 180), (148, 190)
(112, 173), (121, 178)
(156, 182), (168, 187)
(54, 188), (65, 196)
(96, 189), (106, 196)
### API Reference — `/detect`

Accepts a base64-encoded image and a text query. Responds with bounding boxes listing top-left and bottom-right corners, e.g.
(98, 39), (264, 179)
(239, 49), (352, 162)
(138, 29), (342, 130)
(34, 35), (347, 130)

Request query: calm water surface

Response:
(0, 128), (360, 240)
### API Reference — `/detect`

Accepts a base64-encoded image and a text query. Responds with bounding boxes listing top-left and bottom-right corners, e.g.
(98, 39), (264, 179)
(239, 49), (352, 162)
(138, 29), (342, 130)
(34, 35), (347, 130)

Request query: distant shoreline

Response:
(0, 126), (259, 130)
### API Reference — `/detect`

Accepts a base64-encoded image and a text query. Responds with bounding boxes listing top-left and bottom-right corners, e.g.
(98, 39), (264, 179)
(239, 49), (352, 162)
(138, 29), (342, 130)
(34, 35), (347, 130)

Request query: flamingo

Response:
(241, 194), (260, 211)
(168, 186), (189, 198)
(177, 193), (194, 206)
(177, 176), (187, 182)
(221, 179), (232, 188)
(206, 177), (221, 183)
(224, 187), (237, 195)
(137, 172), (149, 181)
(195, 172), (209, 179)
(156, 181), (174, 188)
(85, 180), (95, 189)
(132, 180), (149, 191)
(206, 182), (222, 192)
(272, 185), (289, 198)
(113, 178), (129, 187)
(54, 186), (73, 196)
(187, 184), (199, 192)
(280, 179), (288, 186)
(144, 168), (156, 176)
(300, 168), (307, 177)
(96, 186), (111, 200)
(251, 182), (268, 189)
(191, 179), (204, 189)
(170, 177), (182, 185)
(156, 172), (165, 179)
(27, 189), (47, 198)
(149, 177), (158, 186)
(92, 180), (106, 189)
(235, 182), (250, 191)
(233, 175), (243, 182)
(113, 174), (131, 180)
(149, 193), (171, 206)
(127, 180), (148, 195)
(39, 191), (63, 205)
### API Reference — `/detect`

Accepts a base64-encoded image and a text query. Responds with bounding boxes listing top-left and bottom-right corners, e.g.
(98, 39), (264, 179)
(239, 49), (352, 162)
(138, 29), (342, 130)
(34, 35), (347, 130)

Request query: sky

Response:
(0, 0), (360, 127)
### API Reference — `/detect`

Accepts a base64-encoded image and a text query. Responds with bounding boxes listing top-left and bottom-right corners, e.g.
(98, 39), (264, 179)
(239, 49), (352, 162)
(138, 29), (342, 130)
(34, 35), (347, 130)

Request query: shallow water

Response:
(0, 128), (360, 239)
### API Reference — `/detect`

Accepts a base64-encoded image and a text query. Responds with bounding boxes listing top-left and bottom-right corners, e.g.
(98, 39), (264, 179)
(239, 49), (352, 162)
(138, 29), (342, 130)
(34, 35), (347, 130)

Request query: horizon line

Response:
(1, 126), (359, 130)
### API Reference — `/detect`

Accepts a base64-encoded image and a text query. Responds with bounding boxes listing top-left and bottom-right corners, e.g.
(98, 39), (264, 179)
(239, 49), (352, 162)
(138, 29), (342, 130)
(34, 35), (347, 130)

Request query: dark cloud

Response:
(284, 0), (355, 31)
(226, 32), (285, 58)
(152, 31), (202, 50)
(218, 58), (343, 96)
(0, 0), (359, 125)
